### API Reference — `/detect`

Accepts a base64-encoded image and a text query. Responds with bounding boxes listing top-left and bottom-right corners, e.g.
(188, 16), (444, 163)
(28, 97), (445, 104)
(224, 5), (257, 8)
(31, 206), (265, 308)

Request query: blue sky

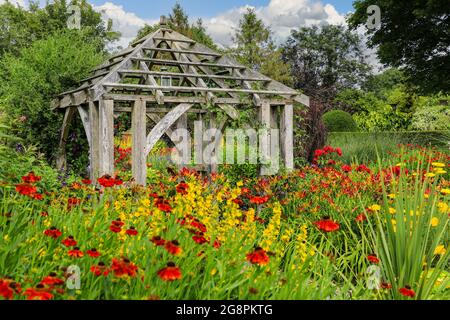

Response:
(87, 0), (354, 20)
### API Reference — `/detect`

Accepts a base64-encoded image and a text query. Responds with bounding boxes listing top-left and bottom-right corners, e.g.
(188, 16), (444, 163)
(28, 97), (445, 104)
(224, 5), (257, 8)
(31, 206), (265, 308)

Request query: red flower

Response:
(314, 218), (340, 232)
(157, 262), (182, 281)
(213, 240), (221, 249)
(246, 247), (270, 266)
(190, 220), (207, 233)
(126, 227), (138, 236)
(109, 219), (124, 233)
(98, 175), (123, 188)
(67, 197), (81, 209)
(40, 273), (64, 287)
(22, 172), (41, 183)
(81, 179), (92, 185)
(399, 286), (415, 298)
(111, 258), (138, 277)
(165, 240), (182, 256)
(341, 165), (352, 173)
(151, 236), (166, 246)
(355, 213), (367, 222)
(68, 247), (84, 258)
(155, 198), (172, 213)
(356, 164), (371, 174)
(15, 183), (37, 196)
(367, 255), (380, 264)
(61, 236), (77, 247)
(335, 147), (342, 156)
(249, 195), (270, 205)
(0, 279), (21, 299)
(44, 227), (62, 239)
(86, 248), (101, 258)
(192, 234), (208, 245)
(176, 182), (189, 195)
(90, 262), (110, 276)
(23, 285), (53, 300)
(31, 193), (43, 200)
(380, 282), (392, 290)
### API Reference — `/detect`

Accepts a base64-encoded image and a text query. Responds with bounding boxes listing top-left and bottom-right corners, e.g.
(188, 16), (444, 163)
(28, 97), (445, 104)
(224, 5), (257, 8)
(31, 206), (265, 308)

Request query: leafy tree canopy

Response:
(348, 0), (450, 94)
(282, 24), (371, 107)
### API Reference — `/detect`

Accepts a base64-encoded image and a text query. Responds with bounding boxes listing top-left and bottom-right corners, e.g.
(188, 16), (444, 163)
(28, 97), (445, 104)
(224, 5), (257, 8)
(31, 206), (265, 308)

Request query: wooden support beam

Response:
(98, 100), (115, 177)
(103, 83), (298, 96)
(56, 107), (76, 171)
(259, 102), (272, 176)
(144, 103), (194, 156)
(89, 101), (100, 181)
(143, 47), (221, 57)
(118, 70), (269, 83)
(131, 58), (246, 70)
(115, 106), (207, 114)
(153, 36), (196, 44)
(280, 104), (294, 171)
(132, 100), (147, 185)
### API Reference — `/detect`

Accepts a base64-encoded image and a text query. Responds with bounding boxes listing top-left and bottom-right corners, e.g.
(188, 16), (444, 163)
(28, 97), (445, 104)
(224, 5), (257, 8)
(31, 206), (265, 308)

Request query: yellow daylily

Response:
(431, 162), (445, 168)
(434, 245), (446, 256)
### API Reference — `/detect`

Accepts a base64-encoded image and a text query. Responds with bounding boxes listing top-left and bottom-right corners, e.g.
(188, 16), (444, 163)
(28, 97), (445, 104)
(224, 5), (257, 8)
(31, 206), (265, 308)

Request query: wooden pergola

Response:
(53, 17), (309, 185)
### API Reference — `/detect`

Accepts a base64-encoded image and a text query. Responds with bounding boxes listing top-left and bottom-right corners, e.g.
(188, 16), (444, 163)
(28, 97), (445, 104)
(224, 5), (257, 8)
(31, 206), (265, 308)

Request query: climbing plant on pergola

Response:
(52, 17), (309, 186)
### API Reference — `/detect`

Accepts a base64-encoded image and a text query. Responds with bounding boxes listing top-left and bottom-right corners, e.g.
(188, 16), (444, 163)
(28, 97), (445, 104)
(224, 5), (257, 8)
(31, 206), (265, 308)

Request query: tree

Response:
(348, 0), (450, 94)
(0, 31), (105, 167)
(133, 3), (217, 49)
(0, 0), (120, 56)
(282, 25), (371, 108)
(231, 8), (293, 85)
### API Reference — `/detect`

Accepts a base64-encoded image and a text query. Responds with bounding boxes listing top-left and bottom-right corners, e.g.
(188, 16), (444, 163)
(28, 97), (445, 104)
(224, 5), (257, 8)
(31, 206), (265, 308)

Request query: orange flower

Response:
(246, 247), (270, 266)
(157, 262), (182, 281)
(165, 240), (182, 256)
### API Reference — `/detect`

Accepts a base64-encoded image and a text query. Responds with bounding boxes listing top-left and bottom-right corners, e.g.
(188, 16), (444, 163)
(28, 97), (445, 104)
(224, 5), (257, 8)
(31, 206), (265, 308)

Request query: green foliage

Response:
(231, 8), (292, 86)
(348, 0), (449, 94)
(0, 0), (119, 57)
(282, 25), (371, 104)
(0, 30), (104, 165)
(133, 3), (217, 50)
(411, 96), (450, 131)
(322, 110), (358, 132)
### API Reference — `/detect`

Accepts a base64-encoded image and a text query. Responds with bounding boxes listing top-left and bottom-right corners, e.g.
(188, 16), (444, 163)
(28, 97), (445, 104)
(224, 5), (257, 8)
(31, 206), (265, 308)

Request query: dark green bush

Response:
(322, 110), (358, 132)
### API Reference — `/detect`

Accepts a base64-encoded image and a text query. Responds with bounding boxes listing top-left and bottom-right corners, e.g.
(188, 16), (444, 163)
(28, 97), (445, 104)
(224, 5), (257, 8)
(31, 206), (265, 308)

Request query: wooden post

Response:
(280, 104), (294, 171)
(194, 113), (204, 167)
(259, 102), (272, 175)
(56, 107), (76, 172)
(88, 101), (100, 181)
(175, 113), (189, 168)
(132, 99), (147, 185)
(98, 99), (115, 177)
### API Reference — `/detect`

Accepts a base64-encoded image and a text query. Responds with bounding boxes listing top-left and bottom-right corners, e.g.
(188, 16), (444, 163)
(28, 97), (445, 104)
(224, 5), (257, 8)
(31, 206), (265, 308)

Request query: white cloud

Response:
(93, 2), (157, 49)
(202, 0), (347, 47)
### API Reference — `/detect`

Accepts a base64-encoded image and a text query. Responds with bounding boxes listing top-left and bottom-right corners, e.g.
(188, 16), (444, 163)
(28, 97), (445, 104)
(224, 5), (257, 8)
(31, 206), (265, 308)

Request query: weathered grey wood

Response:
(136, 50), (165, 104)
(194, 113), (204, 166)
(98, 100), (115, 176)
(103, 93), (294, 106)
(143, 47), (221, 57)
(153, 36), (196, 44)
(77, 105), (92, 147)
(103, 83), (298, 96)
(88, 101), (100, 181)
(119, 70), (269, 83)
(259, 102), (272, 176)
(131, 58), (246, 70)
(280, 104), (294, 171)
(56, 107), (76, 171)
(115, 106), (207, 114)
(144, 103), (193, 156)
(132, 99), (147, 185)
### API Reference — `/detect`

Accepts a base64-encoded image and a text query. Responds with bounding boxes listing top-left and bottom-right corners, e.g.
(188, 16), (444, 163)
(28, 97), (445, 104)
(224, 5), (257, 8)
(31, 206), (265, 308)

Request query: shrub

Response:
(322, 110), (358, 132)
(0, 30), (104, 170)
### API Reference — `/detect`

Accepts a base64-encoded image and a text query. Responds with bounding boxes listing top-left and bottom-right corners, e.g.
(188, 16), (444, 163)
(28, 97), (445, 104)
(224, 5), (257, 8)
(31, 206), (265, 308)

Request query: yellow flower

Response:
(440, 188), (450, 195)
(388, 207), (396, 214)
(396, 163), (405, 167)
(210, 268), (218, 276)
(432, 162), (445, 168)
(434, 245), (446, 256)
(369, 204), (381, 212)
(425, 173), (436, 178)
(236, 181), (243, 187)
(388, 194), (396, 199)
(430, 217), (439, 227)
(435, 169), (447, 175)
